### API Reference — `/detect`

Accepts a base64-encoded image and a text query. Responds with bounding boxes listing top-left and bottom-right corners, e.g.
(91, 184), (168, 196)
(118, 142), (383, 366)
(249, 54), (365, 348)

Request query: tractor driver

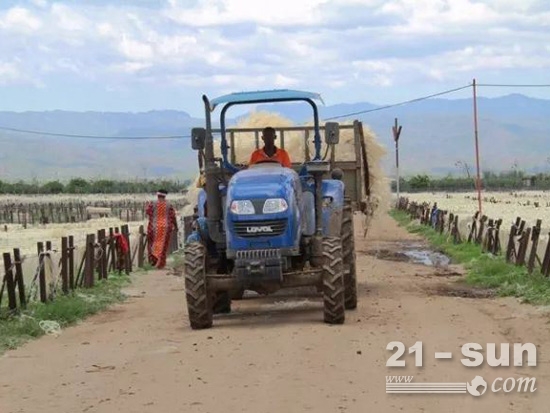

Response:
(248, 127), (291, 168)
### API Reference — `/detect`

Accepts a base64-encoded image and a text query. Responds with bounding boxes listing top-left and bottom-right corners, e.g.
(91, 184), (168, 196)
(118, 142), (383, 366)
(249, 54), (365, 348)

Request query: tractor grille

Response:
(233, 219), (287, 238)
(236, 249), (281, 260)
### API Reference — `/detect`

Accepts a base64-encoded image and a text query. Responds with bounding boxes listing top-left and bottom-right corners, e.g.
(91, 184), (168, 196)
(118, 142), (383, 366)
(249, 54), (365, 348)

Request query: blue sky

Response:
(1, 0), (549, 117)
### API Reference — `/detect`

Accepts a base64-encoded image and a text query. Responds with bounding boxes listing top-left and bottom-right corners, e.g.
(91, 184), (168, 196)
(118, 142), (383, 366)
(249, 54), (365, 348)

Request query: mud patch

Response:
(362, 249), (410, 262)
(427, 283), (497, 299)
(403, 249), (450, 267)
(363, 246), (451, 267)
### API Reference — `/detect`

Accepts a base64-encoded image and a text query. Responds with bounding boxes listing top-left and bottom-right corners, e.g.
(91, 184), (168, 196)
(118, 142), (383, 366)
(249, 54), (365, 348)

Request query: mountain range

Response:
(0, 93), (549, 182)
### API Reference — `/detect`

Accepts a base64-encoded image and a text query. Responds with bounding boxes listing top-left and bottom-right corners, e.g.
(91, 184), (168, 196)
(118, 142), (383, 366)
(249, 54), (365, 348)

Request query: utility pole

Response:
(392, 118), (402, 204)
(472, 78), (483, 215)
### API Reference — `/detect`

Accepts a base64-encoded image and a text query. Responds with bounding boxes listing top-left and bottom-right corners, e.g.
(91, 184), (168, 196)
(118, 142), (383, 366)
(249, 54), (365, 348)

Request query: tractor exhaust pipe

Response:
(202, 95), (224, 244)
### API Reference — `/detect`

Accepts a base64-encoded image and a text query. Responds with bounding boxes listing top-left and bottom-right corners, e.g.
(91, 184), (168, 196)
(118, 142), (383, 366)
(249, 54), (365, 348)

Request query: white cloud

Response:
(0, 0), (549, 109)
(0, 7), (42, 33)
(50, 3), (89, 31)
(0, 62), (21, 84)
(31, 0), (48, 7)
(110, 61), (153, 74)
(164, 0), (327, 27)
(274, 74), (299, 87)
(0, 59), (42, 87)
(118, 35), (154, 61)
(97, 22), (115, 37)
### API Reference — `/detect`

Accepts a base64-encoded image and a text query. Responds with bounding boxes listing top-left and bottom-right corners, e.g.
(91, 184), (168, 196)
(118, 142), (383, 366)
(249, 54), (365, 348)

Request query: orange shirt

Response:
(249, 146), (291, 168)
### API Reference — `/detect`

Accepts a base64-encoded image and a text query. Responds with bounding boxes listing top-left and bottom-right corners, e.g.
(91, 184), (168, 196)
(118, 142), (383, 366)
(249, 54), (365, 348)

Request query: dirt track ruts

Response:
(1, 212), (550, 412)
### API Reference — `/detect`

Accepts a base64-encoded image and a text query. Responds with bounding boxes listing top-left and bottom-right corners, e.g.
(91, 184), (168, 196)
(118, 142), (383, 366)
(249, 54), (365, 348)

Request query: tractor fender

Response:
(322, 179), (345, 237)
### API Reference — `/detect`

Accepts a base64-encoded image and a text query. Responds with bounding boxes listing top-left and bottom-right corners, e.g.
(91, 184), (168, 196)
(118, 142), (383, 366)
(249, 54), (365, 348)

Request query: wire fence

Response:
(397, 197), (550, 276)
(0, 224), (180, 312)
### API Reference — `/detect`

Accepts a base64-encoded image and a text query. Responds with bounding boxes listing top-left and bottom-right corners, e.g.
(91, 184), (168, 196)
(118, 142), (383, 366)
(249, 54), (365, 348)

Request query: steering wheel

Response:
(253, 159), (281, 165)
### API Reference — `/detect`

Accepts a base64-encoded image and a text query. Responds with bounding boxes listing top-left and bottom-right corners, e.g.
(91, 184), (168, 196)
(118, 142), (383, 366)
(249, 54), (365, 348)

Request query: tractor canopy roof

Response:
(208, 89), (324, 111)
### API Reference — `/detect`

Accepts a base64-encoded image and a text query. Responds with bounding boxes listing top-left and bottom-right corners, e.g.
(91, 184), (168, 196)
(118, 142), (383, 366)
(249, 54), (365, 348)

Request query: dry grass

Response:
(184, 111), (390, 223)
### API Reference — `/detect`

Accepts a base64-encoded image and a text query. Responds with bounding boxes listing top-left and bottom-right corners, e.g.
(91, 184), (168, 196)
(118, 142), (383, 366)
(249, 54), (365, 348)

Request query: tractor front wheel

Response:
(322, 237), (345, 324)
(184, 243), (213, 329)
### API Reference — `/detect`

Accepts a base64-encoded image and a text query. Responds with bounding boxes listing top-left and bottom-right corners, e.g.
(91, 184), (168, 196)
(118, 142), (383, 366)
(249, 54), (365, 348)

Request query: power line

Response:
(323, 84), (472, 120)
(477, 83), (550, 87)
(1, 81), (549, 137)
(0, 125), (191, 140)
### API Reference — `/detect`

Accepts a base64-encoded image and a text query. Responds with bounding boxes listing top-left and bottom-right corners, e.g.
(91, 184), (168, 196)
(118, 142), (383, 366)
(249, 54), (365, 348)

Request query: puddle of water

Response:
(402, 249), (451, 267)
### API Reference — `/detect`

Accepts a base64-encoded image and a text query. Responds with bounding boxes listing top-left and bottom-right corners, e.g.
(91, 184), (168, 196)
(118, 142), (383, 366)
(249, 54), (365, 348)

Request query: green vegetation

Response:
(0, 178), (191, 195)
(393, 168), (550, 192)
(0, 273), (132, 354)
(391, 209), (550, 306)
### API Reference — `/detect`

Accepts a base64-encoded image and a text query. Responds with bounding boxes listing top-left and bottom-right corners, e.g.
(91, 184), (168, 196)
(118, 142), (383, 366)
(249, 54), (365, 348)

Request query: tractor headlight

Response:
(230, 200), (255, 215)
(263, 198), (288, 214)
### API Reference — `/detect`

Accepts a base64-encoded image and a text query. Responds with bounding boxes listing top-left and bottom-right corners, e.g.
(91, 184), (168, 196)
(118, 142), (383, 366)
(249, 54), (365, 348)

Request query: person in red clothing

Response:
(145, 189), (178, 269)
(249, 126), (291, 168)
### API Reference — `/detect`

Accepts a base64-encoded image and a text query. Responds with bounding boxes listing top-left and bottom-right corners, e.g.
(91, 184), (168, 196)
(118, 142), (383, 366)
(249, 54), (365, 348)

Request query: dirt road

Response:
(1, 213), (550, 412)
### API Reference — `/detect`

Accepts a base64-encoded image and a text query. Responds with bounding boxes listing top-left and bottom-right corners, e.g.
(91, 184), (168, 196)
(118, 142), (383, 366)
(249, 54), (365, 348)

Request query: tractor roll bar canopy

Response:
(202, 89), (325, 171)
(207, 89), (324, 111)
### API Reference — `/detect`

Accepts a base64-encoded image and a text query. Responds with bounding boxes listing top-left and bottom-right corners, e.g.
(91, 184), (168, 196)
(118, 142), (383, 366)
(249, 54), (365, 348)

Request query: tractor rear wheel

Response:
(184, 243), (213, 329)
(322, 237), (345, 324)
(342, 200), (358, 309)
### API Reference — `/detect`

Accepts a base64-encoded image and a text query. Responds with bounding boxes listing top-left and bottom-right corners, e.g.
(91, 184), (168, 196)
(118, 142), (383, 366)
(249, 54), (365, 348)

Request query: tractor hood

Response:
(227, 166), (298, 200)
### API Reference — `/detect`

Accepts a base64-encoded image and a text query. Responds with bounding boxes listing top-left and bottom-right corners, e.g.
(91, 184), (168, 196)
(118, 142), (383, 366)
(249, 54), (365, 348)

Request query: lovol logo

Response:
(246, 226), (273, 234)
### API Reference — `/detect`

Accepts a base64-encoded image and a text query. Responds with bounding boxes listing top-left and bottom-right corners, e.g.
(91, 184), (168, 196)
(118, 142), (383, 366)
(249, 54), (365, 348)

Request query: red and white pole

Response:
(472, 78), (483, 215)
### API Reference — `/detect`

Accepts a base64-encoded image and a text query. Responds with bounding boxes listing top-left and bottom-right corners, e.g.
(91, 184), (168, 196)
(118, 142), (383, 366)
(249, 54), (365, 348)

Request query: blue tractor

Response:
(184, 89), (363, 329)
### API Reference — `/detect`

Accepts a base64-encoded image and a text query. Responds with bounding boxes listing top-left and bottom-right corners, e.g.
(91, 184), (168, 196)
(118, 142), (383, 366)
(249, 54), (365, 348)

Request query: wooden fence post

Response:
(506, 219), (521, 262)
(101, 229), (108, 280)
(138, 225), (145, 268)
(436, 211), (444, 234)
(108, 228), (115, 272)
(97, 229), (106, 280)
(121, 225), (132, 274)
(452, 215), (461, 243)
(84, 234), (95, 288)
(541, 233), (550, 277)
(468, 212), (479, 243)
(13, 248), (26, 308)
(493, 219), (502, 254)
(527, 220), (542, 273)
(516, 227), (531, 267)
(481, 219), (495, 252)
(68, 235), (75, 290)
(61, 237), (69, 294)
(2, 252), (17, 311)
(475, 215), (487, 245)
(37, 242), (47, 303)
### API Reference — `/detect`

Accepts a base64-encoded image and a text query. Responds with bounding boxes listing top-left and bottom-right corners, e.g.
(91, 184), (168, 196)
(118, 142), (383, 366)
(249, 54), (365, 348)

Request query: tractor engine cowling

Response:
(224, 165), (301, 261)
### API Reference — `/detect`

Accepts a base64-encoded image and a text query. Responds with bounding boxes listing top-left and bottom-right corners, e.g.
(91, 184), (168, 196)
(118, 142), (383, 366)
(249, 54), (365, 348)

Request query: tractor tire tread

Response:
(322, 237), (345, 324)
(184, 243), (213, 329)
(342, 201), (358, 309)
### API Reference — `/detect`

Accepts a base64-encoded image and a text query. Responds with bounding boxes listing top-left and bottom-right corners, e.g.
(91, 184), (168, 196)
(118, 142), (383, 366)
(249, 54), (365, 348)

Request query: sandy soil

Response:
(1, 213), (550, 412)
